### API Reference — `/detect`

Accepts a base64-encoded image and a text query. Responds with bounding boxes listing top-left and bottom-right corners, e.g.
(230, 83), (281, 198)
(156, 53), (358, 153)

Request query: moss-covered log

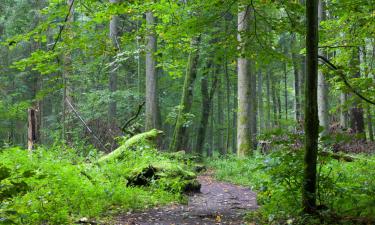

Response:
(98, 129), (163, 163)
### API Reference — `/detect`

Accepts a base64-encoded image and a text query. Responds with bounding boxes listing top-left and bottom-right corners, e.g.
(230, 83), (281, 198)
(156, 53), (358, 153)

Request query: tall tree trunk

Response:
(169, 37), (200, 152)
(317, 0), (329, 136)
(291, 34), (301, 122)
(216, 67), (225, 155)
(303, 0), (319, 214)
(250, 63), (257, 147)
(340, 93), (348, 128)
(271, 77), (278, 127)
(258, 69), (264, 133)
(224, 51), (231, 152)
(349, 48), (365, 136)
(108, 0), (119, 126)
(195, 62), (215, 155)
(266, 69), (272, 129)
(237, 4), (252, 157)
(283, 60), (288, 120)
(145, 11), (160, 130)
(62, 0), (75, 143)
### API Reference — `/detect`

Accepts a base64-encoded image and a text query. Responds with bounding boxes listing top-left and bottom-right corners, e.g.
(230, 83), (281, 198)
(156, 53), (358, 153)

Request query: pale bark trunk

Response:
(145, 11), (160, 130)
(266, 69), (272, 129)
(237, 5), (252, 157)
(291, 34), (301, 122)
(62, 0), (75, 142)
(318, 0), (329, 136)
(258, 70), (264, 133)
(217, 68), (225, 155)
(250, 63), (257, 147)
(108, 0), (119, 124)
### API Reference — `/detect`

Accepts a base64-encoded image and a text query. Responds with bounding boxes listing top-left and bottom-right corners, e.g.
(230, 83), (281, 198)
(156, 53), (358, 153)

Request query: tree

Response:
(108, 0), (119, 125)
(169, 37), (200, 152)
(237, 3), (252, 157)
(145, 9), (160, 130)
(303, 0), (319, 214)
(317, 0), (329, 136)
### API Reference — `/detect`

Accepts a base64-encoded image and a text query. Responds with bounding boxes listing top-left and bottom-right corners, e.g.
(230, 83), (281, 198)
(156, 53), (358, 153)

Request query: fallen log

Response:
(320, 151), (355, 162)
(98, 129), (163, 163)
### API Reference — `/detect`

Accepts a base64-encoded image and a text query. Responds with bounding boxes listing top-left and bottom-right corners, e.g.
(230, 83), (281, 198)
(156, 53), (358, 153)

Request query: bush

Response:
(0, 143), (196, 224)
(208, 149), (375, 224)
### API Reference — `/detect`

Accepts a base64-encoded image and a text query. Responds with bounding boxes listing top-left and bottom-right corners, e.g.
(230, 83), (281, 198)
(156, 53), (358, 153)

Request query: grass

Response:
(207, 151), (375, 224)
(0, 144), (194, 224)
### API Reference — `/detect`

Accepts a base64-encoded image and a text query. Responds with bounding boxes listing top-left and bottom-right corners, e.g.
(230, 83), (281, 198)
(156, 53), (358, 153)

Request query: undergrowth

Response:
(0, 143), (193, 224)
(208, 150), (375, 224)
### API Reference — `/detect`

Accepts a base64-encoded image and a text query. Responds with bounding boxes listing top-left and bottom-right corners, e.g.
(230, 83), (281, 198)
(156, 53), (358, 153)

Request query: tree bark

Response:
(62, 0), (75, 143)
(216, 66), (225, 155)
(317, 0), (329, 136)
(303, 0), (319, 214)
(195, 62), (215, 155)
(266, 69), (272, 129)
(237, 4), (252, 157)
(258, 69), (264, 133)
(108, 0), (119, 125)
(291, 33), (302, 122)
(169, 37), (200, 152)
(28, 108), (39, 151)
(145, 10), (160, 130)
(340, 93), (348, 128)
(349, 48), (365, 136)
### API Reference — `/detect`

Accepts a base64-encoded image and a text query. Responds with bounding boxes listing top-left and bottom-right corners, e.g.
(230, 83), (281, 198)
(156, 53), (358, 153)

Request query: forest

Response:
(0, 0), (375, 224)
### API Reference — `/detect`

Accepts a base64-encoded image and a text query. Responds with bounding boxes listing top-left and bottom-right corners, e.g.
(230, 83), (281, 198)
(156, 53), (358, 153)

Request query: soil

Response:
(115, 171), (258, 225)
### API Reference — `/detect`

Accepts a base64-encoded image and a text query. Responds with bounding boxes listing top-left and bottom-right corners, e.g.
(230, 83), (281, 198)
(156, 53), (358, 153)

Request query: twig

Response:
(65, 98), (108, 151)
(318, 55), (375, 105)
(121, 101), (146, 132)
(51, 0), (76, 51)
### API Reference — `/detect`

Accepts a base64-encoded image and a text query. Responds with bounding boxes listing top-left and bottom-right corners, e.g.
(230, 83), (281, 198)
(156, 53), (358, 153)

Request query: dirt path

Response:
(116, 172), (258, 225)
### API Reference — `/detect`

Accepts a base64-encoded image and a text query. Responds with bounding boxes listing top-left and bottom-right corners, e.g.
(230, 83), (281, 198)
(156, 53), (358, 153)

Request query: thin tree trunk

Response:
(291, 33), (301, 122)
(224, 51), (231, 152)
(317, 0), (329, 136)
(145, 11), (160, 130)
(258, 69), (264, 133)
(349, 48), (365, 136)
(195, 62), (216, 155)
(108, 0), (119, 125)
(169, 37), (200, 152)
(283, 60), (288, 120)
(237, 5), (252, 157)
(266, 69), (272, 129)
(303, 0), (319, 214)
(250, 63), (257, 147)
(216, 67), (225, 155)
(62, 0), (75, 143)
(340, 93), (348, 128)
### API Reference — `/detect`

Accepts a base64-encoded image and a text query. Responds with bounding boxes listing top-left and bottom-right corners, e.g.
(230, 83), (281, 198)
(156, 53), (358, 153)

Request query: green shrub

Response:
(0, 144), (193, 224)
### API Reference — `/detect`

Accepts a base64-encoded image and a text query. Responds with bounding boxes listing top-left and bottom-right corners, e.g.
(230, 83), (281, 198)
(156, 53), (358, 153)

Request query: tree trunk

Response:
(62, 0), (75, 143)
(169, 37), (200, 152)
(237, 5), (252, 157)
(250, 63), (257, 147)
(303, 0), (319, 214)
(216, 67), (225, 155)
(28, 108), (39, 151)
(108, 0), (119, 125)
(145, 11), (160, 130)
(291, 33), (301, 122)
(195, 62), (215, 155)
(225, 51), (231, 152)
(317, 0), (329, 136)
(258, 69), (264, 133)
(340, 93), (348, 128)
(266, 69), (272, 129)
(349, 48), (365, 136)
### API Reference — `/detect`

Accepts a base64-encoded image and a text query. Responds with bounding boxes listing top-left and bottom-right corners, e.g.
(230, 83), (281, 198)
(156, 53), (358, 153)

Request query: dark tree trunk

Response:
(169, 37), (200, 152)
(303, 0), (319, 214)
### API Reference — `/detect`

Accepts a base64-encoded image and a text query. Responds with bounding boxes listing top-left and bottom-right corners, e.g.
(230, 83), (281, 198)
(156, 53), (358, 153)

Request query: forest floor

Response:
(115, 171), (258, 225)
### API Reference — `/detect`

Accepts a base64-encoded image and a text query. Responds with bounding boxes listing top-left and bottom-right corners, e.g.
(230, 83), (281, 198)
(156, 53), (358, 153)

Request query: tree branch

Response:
(318, 55), (375, 105)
